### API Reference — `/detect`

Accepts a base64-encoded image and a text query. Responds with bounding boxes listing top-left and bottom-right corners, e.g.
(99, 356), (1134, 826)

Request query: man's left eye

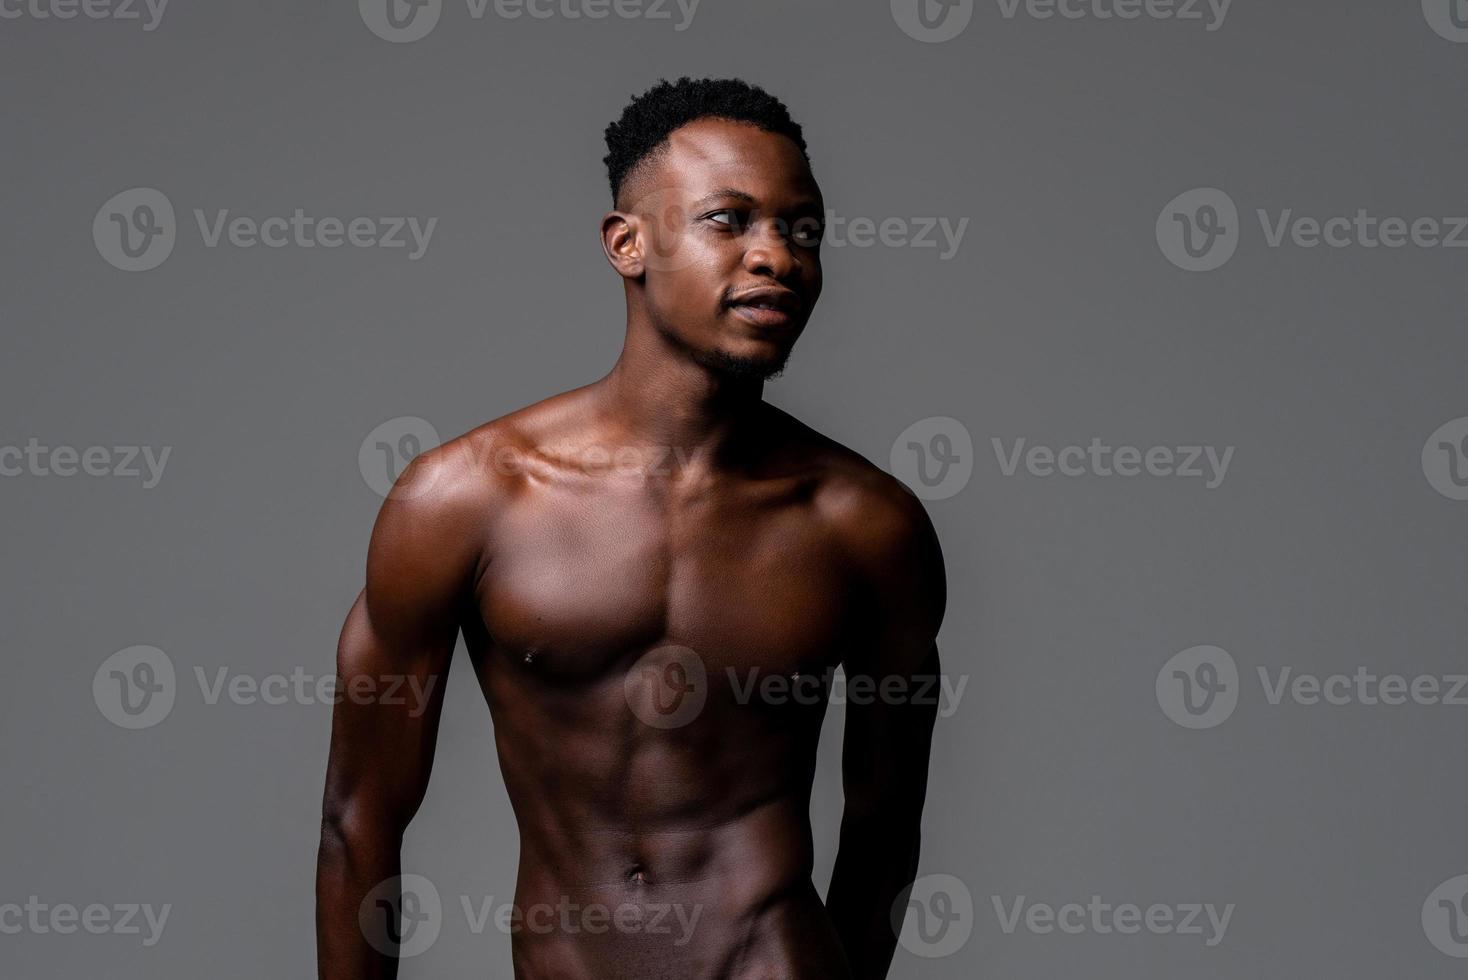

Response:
(792, 223), (824, 246)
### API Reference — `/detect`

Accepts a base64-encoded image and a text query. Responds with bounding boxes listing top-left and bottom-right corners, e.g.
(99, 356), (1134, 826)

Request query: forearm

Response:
(316, 810), (407, 979)
(826, 809), (923, 980)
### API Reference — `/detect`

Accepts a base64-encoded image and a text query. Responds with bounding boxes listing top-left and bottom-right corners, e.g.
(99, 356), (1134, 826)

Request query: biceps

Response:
(323, 591), (456, 828)
(841, 644), (941, 812)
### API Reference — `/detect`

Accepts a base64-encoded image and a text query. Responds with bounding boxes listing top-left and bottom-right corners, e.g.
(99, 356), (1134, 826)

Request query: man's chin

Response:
(692, 344), (791, 382)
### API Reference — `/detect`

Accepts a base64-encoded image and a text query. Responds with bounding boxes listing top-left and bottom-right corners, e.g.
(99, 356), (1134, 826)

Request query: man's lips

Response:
(724, 287), (804, 327)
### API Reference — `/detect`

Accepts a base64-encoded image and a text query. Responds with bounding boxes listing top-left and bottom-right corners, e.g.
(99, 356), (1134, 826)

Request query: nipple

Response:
(628, 865), (649, 885)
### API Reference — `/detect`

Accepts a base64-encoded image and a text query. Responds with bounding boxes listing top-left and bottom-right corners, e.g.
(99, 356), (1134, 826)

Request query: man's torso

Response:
(430, 388), (902, 979)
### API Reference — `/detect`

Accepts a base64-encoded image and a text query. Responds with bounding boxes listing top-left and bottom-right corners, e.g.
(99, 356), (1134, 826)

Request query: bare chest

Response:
(470, 484), (853, 684)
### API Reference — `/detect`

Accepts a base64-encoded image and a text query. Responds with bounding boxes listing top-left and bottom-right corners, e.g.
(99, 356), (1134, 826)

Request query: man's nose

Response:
(742, 221), (801, 279)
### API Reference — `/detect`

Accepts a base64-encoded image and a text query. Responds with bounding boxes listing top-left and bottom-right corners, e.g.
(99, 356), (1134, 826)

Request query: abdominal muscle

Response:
(504, 803), (852, 980)
(475, 649), (852, 980)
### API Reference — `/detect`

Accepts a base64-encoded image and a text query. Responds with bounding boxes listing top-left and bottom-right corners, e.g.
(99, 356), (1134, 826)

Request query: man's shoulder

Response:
(392, 385), (594, 513)
(767, 406), (947, 644)
(765, 406), (944, 579)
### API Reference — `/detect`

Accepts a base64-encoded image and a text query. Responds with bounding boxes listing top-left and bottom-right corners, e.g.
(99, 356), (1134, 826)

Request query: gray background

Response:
(4, 0), (1467, 976)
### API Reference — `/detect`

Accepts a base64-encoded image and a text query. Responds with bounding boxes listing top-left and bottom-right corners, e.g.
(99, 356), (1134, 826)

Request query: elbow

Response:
(319, 792), (408, 857)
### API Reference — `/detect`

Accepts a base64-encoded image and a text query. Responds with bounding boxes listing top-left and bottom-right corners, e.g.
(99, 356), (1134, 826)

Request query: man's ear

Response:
(601, 211), (644, 279)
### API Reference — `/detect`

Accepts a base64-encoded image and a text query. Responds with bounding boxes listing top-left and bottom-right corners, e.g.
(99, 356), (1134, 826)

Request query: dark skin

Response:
(316, 117), (947, 980)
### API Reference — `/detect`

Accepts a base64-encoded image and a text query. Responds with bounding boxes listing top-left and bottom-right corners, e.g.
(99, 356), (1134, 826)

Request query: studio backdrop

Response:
(3, 2), (1467, 977)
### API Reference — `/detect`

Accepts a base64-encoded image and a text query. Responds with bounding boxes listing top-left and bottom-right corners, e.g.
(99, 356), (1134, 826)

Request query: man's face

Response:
(616, 118), (824, 380)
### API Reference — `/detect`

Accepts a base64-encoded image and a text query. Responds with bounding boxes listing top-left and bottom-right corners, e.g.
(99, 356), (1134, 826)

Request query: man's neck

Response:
(593, 320), (769, 474)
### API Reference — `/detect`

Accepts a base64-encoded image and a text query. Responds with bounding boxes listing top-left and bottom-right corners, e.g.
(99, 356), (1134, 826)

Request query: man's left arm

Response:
(826, 483), (948, 980)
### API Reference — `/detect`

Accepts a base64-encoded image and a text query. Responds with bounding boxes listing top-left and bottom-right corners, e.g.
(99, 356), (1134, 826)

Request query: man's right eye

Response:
(706, 210), (744, 231)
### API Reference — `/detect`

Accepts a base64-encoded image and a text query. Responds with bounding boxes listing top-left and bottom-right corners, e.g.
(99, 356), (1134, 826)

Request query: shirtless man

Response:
(316, 77), (948, 980)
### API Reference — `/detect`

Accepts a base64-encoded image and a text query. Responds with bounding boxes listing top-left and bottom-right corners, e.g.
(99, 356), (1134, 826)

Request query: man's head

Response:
(600, 78), (824, 382)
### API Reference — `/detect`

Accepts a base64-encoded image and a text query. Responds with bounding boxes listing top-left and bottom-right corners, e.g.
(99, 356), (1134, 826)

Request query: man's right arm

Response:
(316, 450), (483, 978)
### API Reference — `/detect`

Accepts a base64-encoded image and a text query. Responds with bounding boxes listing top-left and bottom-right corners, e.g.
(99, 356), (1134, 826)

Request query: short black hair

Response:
(603, 76), (809, 204)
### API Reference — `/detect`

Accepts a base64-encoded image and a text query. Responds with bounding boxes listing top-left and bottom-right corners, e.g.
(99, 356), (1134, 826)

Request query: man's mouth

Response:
(725, 287), (803, 328)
